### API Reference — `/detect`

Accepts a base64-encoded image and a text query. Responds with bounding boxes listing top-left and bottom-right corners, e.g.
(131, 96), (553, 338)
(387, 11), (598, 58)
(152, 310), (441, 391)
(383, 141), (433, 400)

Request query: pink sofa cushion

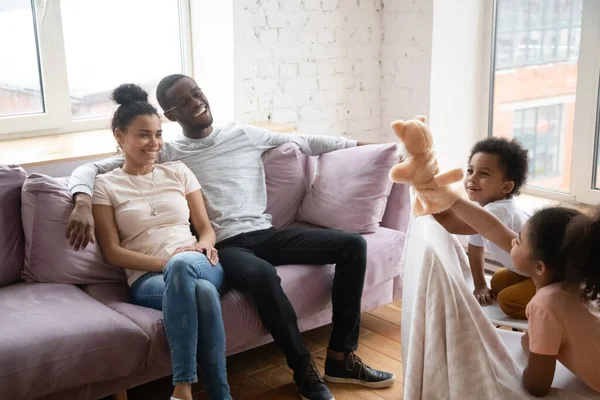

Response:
(263, 143), (307, 228)
(297, 144), (398, 233)
(0, 283), (148, 399)
(84, 223), (405, 363)
(20, 174), (126, 284)
(0, 165), (27, 288)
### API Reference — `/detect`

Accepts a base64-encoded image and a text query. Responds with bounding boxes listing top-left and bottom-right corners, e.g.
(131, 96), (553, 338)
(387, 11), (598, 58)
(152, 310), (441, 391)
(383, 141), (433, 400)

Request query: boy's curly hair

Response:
(468, 137), (529, 196)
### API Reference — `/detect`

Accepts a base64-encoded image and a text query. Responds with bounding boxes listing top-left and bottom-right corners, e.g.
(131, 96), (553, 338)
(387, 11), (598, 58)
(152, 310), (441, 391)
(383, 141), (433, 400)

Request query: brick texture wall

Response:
(233, 0), (433, 142)
(381, 0), (433, 141)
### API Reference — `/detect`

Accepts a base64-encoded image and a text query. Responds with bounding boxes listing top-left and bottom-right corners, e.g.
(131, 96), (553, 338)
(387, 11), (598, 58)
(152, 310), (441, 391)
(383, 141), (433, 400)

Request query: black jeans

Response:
(216, 227), (367, 371)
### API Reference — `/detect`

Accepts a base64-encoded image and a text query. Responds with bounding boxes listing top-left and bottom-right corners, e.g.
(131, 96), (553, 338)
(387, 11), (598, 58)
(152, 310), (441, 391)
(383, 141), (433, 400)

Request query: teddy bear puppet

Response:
(389, 115), (464, 216)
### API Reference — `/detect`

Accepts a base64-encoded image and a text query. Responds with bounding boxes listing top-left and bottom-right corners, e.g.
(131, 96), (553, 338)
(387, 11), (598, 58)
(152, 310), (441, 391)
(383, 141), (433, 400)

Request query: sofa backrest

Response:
(0, 142), (410, 287)
(0, 165), (27, 288)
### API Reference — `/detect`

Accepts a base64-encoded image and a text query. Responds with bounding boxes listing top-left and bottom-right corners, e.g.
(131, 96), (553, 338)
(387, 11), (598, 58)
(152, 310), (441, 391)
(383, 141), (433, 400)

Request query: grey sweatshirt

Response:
(69, 123), (357, 242)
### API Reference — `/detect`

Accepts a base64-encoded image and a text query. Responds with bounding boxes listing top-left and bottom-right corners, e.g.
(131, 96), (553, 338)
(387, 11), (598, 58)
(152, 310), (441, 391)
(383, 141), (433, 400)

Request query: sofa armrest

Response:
(381, 183), (411, 233)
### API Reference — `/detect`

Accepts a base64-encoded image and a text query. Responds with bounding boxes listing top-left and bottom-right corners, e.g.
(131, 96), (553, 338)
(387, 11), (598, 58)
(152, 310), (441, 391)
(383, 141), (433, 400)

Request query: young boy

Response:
(434, 137), (532, 319)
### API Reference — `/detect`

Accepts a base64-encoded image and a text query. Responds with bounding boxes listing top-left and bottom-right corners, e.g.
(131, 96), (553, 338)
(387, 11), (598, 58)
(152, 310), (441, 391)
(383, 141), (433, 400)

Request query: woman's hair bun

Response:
(111, 83), (149, 106)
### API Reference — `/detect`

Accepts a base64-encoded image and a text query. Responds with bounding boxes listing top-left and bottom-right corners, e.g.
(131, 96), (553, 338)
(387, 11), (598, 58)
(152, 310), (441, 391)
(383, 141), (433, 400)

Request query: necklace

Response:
(126, 168), (158, 216)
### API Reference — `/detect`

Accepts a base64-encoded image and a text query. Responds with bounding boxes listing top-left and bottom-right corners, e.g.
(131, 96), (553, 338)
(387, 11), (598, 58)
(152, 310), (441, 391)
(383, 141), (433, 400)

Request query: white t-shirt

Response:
(467, 198), (530, 273)
(92, 161), (201, 286)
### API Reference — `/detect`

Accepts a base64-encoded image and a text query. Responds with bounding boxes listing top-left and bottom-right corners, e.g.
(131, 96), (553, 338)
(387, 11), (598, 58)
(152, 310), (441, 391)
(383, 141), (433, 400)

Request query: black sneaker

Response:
(293, 359), (335, 400)
(324, 352), (395, 388)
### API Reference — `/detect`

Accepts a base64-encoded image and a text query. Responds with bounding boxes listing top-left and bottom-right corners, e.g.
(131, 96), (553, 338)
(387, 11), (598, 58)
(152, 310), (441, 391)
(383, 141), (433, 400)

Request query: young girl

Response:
(92, 84), (232, 400)
(447, 197), (600, 396)
(435, 137), (532, 319)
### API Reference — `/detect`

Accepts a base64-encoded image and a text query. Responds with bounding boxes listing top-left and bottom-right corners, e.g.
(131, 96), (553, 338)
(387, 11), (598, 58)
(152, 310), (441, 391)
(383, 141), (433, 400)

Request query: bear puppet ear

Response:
(414, 115), (427, 124)
(391, 120), (406, 141)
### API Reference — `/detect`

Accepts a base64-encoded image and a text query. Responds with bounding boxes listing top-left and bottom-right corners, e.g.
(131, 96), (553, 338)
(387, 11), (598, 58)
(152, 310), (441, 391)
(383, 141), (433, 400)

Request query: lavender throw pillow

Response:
(21, 174), (126, 284)
(263, 143), (307, 228)
(297, 144), (398, 233)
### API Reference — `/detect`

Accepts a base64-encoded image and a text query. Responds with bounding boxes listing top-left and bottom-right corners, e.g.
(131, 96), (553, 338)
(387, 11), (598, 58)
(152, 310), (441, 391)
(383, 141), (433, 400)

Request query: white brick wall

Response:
(381, 0), (434, 141)
(233, 0), (433, 143)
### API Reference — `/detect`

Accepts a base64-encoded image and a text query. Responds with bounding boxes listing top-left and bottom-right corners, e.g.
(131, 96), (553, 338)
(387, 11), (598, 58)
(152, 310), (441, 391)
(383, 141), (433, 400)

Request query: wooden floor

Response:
(127, 300), (403, 400)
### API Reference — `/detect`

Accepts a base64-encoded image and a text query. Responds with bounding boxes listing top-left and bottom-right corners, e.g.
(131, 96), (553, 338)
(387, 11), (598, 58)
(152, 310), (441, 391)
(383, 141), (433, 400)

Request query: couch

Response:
(0, 142), (410, 400)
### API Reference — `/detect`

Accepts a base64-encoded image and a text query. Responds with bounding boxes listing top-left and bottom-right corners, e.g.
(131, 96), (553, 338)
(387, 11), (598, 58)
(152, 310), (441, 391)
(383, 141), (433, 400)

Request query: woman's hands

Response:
(195, 242), (219, 265)
(172, 242), (219, 266)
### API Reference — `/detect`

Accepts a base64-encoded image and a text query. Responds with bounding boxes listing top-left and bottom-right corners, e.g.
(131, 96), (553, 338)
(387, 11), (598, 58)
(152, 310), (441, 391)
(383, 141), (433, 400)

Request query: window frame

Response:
(485, 0), (600, 205)
(0, 0), (193, 140)
(570, 0), (600, 204)
(0, 0), (71, 136)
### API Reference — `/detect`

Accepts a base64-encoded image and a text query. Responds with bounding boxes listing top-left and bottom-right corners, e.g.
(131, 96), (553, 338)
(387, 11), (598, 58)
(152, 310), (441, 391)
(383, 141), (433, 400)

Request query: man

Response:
(67, 74), (395, 400)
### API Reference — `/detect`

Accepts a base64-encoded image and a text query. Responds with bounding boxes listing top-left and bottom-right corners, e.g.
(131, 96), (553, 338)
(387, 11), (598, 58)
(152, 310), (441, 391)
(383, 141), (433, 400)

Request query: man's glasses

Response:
(163, 88), (204, 113)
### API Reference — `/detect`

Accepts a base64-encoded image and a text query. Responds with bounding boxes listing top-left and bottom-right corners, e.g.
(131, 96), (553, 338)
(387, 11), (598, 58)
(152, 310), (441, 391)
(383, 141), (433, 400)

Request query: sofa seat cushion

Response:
(84, 282), (171, 368)
(0, 283), (149, 399)
(288, 222), (406, 293)
(84, 224), (405, 364)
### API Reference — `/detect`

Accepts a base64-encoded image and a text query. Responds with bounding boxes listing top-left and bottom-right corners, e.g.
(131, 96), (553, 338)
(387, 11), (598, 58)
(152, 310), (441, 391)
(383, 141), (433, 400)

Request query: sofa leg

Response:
(112, 391), (128, 400)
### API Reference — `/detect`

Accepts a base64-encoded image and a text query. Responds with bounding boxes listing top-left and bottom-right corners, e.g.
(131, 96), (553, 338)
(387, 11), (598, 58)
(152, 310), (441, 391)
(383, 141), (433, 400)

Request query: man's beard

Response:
(190, 113), (213, 130)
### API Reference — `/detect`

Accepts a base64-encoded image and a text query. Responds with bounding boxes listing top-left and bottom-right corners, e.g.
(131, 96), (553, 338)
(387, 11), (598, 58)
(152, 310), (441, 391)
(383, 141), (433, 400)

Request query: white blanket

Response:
(401, 216), (598, 399)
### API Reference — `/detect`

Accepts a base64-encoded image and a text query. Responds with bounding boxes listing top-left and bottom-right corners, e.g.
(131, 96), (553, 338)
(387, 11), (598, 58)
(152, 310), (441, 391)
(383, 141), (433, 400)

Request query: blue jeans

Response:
(130, 252), (232, 400)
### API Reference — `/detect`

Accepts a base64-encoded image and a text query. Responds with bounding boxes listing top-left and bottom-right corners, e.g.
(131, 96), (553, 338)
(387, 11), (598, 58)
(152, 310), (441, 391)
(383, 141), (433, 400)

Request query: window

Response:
(513, 104), (564, 181)
(61, 0), (186, 120)
(0, 0), (44, 117)
(0, 0), (68, 134)
(495, 0), (583, 70)
(489, 0), (600, 204)
(0, 0), (191, 136)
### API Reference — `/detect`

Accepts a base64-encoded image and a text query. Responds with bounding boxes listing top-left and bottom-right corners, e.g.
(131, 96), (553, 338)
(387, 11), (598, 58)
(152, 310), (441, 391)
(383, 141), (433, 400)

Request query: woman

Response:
(92, 83), (231, 400)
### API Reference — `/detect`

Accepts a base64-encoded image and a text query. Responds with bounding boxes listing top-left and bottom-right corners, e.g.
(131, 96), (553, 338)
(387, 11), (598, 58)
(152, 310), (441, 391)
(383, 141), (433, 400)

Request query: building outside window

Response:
(512, 104), (564, 179)
(495, 0), (582, 70)
(488, 0), (599, 200)
(490, 0), (600, 204)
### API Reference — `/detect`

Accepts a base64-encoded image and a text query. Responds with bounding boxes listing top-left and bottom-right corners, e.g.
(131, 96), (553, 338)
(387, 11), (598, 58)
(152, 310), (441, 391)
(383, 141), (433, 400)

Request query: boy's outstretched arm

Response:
(450, 198), (517, 253)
